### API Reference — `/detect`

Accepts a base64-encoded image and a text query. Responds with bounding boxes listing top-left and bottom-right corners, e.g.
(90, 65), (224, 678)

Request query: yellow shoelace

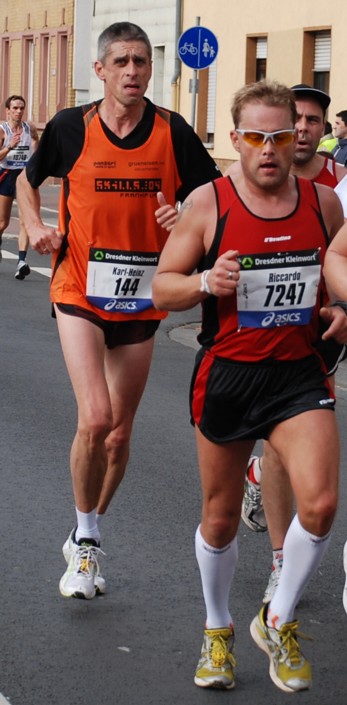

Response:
(278, 621), (313, 664)
(210, 633), (236, 668)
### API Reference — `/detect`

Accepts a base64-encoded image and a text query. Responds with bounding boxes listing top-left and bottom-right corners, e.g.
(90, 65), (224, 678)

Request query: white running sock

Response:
(195, 525), (238, 628)
(75, 507), (100, 543)
(268, 513), (331, 628)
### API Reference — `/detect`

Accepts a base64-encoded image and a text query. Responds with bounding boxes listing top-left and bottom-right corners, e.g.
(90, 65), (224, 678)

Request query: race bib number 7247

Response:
(236, 248), (322, 328)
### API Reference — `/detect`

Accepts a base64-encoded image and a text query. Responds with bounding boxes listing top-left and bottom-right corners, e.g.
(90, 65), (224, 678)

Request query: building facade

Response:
(1, 0), (347, 169)
(0, 1), (75, 128)
(0, 0), (178, 130)
(179, 0), (347, 170)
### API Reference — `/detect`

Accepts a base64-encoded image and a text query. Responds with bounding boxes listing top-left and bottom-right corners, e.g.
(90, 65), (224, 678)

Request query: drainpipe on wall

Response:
(171, 0), (182, 112)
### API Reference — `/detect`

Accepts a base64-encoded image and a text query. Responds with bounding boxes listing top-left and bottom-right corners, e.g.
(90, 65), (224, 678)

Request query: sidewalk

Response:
(169, 321), (201, 351)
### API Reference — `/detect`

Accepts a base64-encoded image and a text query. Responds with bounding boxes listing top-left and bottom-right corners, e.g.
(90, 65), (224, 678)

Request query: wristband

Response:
(330, 300), (347, 314)
(200, 269), (212, 294)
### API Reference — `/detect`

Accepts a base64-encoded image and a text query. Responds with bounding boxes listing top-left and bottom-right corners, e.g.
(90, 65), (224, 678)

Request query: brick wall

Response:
(0, 1), (75, 130)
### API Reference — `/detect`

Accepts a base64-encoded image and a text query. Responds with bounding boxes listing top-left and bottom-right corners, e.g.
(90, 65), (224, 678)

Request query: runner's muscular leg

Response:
(262, 374), (336, 547)
(269, 409), (339, 536)
(0, 195), (13, 235)
(55, 308), (113, 512)
(196, 427), (254, 547)
(18, 210), (29, 252)
(261, 440), (293, 548)
(97, 335), (155, 514)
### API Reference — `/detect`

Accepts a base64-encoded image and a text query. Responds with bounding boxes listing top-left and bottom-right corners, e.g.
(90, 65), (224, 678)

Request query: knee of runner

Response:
(0, 217), (10, 233)
(105, 425), (132, 453)
(202, 512), (238, 545)
(299, 490), (338, 535)
(77, 415), (113, 444)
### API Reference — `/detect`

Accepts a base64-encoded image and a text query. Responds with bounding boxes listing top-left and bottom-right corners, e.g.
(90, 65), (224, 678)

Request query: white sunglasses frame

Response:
(235, 128), (296, 146)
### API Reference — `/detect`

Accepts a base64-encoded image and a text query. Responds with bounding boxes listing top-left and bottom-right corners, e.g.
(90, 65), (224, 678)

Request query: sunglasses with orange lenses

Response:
(236, 129), (296, 147)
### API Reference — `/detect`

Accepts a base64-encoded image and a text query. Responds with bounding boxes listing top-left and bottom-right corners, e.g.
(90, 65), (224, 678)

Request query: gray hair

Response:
(97, 22), (152, 63)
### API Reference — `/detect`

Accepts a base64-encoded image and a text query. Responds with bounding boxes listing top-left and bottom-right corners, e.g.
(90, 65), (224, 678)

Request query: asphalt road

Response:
(1, 191), (347, 705)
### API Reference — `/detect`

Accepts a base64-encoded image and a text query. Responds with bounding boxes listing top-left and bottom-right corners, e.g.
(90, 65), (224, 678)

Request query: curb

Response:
(169, 322), (201, 351)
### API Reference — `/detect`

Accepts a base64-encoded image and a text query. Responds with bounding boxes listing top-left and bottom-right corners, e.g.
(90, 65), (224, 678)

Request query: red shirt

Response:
(198, 176), (330, 361)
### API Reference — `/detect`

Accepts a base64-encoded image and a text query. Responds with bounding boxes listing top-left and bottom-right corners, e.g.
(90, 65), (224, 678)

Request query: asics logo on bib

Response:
(104, 301), (137, 311)
(261, 311), (301, 327)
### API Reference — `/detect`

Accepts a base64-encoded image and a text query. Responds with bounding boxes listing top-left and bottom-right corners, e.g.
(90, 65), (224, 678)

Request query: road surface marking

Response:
(0, 694), (11, 704)
(2, 250), (51, 278)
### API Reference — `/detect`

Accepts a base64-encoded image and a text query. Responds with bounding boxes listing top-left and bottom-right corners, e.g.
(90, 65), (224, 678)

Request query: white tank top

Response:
(0, 121), (33, 170)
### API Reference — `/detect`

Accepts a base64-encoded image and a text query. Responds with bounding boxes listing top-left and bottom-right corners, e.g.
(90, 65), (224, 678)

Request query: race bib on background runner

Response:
(236, 248), (321, 328)
(6, 144), (30, 168)
(86, 248), (159, 313)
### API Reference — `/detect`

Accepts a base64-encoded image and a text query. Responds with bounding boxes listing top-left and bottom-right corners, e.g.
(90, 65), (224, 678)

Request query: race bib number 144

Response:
(86, 248), (159, 313)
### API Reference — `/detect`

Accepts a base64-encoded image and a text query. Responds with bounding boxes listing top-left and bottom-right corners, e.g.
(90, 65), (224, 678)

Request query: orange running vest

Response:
(51, 104), (181, 321)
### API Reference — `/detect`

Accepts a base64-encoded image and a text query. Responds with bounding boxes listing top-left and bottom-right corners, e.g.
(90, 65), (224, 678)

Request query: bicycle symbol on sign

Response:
(179, 42), (198, 56)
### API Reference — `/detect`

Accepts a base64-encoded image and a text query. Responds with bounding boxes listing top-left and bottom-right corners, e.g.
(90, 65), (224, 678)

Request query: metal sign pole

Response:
(190, 16), (200, 128)
(178, 21), (218, 129)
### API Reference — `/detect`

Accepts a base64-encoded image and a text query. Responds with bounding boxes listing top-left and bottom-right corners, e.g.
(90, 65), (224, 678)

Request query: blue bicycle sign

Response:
(177, 26), (219, 70)
(179, 42), (198, 56)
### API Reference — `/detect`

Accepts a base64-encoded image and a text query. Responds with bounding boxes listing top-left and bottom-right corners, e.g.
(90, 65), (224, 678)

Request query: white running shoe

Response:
(263, 552), (283, 604)
(241, 456), (267, 532)
(14, 260), (31, 280)
(60, 531), (105, 599)
(63, 528), (106, 595)
(194, 627), (236, 689)
(250, 606), (312, 692)
(343, 540), (347, 613)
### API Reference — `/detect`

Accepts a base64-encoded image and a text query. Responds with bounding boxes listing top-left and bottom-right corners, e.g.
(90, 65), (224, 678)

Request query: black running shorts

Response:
(0, 168), (21, 197)
(190, 351), (335, 443)
(55, 303), (160, 349)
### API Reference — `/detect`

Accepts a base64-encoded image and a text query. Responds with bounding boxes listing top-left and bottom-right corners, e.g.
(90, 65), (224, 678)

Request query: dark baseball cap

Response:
(291, 83), (331, 111)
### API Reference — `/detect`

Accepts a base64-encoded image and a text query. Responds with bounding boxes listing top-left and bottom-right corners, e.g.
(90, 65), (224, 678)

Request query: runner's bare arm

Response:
(316, 183), (344, 240)
(324, 222), (347, 301)
(152, 182), (240, 311)
(16, 169), (62, 253)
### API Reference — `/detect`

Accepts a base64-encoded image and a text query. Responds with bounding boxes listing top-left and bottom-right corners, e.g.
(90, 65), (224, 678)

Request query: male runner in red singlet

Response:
(240, 84), (347, 604)
(153, 79), (347, 693)
(17, 22), (221, 601)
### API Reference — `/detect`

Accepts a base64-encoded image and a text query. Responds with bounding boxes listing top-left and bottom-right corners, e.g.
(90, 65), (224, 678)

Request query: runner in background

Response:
(0, 95), (38, 279)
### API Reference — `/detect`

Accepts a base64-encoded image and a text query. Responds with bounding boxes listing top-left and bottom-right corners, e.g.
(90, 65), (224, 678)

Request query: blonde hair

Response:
(231, 80), (297, 128)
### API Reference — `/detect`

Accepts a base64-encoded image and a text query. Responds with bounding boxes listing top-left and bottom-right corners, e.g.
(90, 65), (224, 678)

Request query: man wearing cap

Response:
(240, 83), (347, 607)
(291, 84), (347, 187)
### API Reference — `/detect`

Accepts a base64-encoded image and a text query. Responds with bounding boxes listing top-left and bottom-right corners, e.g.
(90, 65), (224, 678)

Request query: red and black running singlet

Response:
(198, 175), (330, 362)
(313, 157), (339, 188)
